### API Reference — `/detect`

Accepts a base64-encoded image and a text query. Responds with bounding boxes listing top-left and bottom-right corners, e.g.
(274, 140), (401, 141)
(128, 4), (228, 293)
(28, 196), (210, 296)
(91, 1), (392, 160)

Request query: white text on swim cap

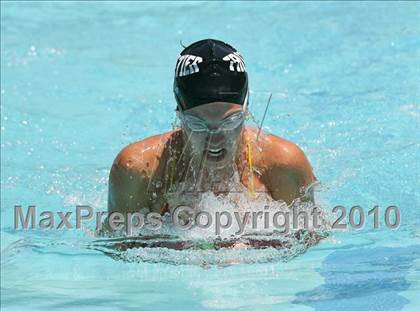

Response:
(223, 52), (246, 72)
(175, 54), (203, 77)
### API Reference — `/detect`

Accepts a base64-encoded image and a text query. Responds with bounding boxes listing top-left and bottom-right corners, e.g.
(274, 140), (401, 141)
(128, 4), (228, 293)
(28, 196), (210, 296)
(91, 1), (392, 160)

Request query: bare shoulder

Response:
(245, 128), (316, 203)
(265, 133), (311, 169)
(112, 130), (177, 176)
(245, 128), (316, 199)
(108, 130), (178, 213)
(246, 127), (311, 170)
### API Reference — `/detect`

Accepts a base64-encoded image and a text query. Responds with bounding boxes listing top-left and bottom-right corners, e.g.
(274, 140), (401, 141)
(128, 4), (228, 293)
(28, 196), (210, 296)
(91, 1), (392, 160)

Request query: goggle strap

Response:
(242, 89), (249, 112)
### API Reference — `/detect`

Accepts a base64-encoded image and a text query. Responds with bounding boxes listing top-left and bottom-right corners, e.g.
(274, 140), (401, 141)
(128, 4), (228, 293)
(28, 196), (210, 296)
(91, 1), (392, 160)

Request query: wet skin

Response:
(108, 102), (316, 215)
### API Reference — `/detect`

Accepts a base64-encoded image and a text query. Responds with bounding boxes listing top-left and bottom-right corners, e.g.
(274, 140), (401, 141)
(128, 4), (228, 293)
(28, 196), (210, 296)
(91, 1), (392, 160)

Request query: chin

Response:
(206, 151), (235, 170)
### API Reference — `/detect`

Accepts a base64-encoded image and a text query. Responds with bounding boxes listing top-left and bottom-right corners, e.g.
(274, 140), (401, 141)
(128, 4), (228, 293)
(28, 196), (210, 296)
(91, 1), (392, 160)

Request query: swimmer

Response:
(108, 39), (316, 215)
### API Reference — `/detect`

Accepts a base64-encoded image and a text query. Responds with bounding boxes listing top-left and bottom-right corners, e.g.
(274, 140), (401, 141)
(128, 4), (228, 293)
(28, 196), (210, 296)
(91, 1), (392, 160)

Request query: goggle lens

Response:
(181, 112), (244, 132)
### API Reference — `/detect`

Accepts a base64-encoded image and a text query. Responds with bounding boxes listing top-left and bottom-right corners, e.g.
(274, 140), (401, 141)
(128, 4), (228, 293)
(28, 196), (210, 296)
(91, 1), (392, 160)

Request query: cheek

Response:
(228, 126), (243, 142)
(189, 133), (208, 150)
(224, 128), (243, 151)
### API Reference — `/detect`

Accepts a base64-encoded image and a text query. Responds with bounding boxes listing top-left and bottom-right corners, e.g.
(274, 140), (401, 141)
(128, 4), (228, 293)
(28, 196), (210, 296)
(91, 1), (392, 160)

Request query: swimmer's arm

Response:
(108, 156), (151, 214)
(264, 145), (316, 205)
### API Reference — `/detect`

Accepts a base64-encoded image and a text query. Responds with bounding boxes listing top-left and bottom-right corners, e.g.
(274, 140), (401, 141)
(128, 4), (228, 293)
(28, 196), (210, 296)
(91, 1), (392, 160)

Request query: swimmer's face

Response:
(180, 102), (244, 168)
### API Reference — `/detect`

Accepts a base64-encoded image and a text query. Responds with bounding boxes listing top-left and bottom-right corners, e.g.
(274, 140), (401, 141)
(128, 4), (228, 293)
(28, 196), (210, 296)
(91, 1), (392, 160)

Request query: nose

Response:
(206, 130), (225, 146)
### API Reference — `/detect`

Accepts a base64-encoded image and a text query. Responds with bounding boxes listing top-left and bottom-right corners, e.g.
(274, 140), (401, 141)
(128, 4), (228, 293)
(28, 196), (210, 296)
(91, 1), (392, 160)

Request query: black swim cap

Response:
(173, 38), (249, 111)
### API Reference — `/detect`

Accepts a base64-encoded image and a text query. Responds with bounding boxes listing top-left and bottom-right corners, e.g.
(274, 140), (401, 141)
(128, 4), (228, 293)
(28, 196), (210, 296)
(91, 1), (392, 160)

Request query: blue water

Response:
(1, 1), (420, 310)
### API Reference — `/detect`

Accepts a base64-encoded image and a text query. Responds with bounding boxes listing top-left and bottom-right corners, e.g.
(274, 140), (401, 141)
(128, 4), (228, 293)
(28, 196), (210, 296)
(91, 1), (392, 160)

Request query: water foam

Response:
(92, 181), (331, 266)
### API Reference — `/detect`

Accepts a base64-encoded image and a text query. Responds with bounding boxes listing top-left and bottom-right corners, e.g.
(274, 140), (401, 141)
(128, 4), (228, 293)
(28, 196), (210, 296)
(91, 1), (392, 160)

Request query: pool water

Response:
(1, 1), (420, 310)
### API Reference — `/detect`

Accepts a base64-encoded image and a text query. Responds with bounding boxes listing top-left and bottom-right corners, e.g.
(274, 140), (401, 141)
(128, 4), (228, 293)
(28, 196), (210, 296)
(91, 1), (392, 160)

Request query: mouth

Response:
(204, 147), (227, 161)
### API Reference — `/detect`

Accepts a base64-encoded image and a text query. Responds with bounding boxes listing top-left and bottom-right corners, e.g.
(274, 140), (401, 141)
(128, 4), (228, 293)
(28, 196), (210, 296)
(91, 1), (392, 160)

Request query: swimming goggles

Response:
(180, 111), (244, 133)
